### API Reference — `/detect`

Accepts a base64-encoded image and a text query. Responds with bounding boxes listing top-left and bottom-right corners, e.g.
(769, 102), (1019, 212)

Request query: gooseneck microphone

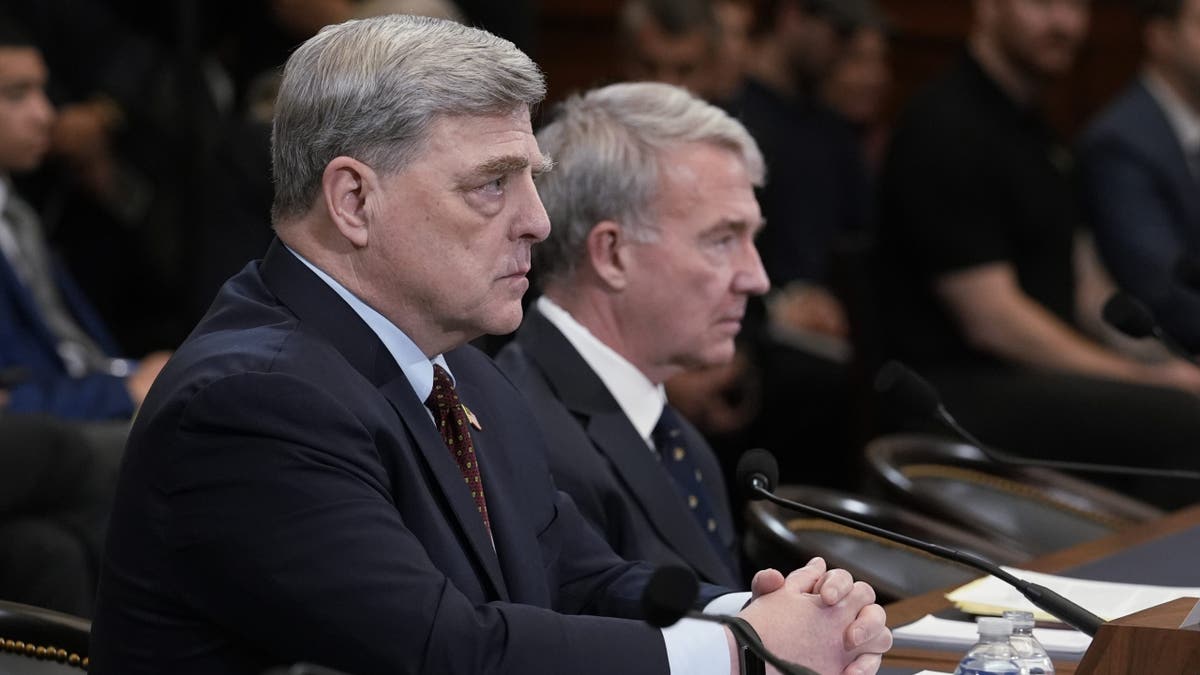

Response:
(641, 566), (818, 675)
(736, 449), (1105, 637)
(1101, 291), (1196, 363)
(873, 360), (1200, 481)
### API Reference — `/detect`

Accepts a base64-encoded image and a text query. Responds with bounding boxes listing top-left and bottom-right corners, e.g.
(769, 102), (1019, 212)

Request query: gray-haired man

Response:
(498, 82), (766, 591)
(91, 17), (889, 675)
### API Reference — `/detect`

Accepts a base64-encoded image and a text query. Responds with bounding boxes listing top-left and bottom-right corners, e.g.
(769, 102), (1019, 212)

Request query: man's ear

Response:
(586, 220), (634, 291)
(321, 156), (377, 248)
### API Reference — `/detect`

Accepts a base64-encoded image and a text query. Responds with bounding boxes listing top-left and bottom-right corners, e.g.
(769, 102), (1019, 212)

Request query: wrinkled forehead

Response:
(416, 109), (550, 171)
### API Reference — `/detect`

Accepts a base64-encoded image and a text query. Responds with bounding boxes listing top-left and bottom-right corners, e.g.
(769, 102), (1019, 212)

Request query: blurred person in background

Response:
(819, 6), (893, 171)
(875, 0), (1200, 508)
(617, 0), (728, 102)
(712, 0), (754, 102)
(1079, 0), (1200, 353)
(0, 17), (169, 422)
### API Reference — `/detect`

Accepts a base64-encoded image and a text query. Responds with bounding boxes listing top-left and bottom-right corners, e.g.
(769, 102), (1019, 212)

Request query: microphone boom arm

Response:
(748, 479), (1105, 636)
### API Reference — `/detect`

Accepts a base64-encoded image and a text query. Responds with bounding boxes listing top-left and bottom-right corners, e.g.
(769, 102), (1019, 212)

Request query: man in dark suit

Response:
(1080, 0), (1200, 352)
(0, 20), (169, 421)
(90, 15), (890, 675)
(497, 82), (768, 589)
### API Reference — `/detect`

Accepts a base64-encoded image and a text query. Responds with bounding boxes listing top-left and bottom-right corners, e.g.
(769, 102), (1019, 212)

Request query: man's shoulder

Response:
(137, 266), (381, 433)
(1083, 80), (1160, 148)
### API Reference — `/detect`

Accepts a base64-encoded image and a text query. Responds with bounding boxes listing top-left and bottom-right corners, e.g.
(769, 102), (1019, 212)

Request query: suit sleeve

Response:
(1080, 134), (1200, 351)
(159, 371), (670, 675)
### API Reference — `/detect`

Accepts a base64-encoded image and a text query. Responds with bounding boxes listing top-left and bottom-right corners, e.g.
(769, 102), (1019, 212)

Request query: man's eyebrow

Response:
(460, 153), (554, 185)
(473, 154), (530, 177)
(703, 216), (767, 236)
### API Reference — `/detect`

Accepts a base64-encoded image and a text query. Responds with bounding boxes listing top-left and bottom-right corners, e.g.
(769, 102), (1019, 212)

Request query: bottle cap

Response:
(1003, 610), (1036, 629)
(977, 617), (1014, 637)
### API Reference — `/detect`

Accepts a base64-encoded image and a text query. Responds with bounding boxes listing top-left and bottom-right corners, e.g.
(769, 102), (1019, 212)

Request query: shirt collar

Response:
(536, 295), (665, 444)
(286, 245), (450, 402)
(1144, 70), (1200, 157)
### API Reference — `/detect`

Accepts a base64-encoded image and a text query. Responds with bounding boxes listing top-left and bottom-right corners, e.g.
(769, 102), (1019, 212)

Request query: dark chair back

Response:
(865, 433), (1163, 558)
(0, 599), (89, 673)
(744, 484), (1028, 603)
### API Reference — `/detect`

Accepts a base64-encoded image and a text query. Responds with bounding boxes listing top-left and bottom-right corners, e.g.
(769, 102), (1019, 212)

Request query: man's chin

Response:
(482, 306), (525, 337)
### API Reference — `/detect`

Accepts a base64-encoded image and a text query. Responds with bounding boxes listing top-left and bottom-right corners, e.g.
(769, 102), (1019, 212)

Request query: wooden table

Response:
(880, 503), (1200, 674)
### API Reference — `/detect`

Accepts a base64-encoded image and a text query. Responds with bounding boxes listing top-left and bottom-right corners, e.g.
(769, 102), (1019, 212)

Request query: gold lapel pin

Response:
(461, 403), (482, 431)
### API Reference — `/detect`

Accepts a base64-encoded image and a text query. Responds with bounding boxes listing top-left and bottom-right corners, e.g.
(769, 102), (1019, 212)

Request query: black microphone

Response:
(1101, 291), (1196, 363)
(736, 449), (1105, 637)
(641, 566), (818, 675)
(873, 360), (1200, 481)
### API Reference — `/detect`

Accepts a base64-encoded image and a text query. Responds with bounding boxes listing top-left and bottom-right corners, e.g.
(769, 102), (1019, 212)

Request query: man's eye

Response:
(479, 177), (506, 195)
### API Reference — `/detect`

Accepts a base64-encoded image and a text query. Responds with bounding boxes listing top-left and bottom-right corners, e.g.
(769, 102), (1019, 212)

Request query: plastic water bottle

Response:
(1004, 610), (1055, 675)
(954, 617), (1021, 675)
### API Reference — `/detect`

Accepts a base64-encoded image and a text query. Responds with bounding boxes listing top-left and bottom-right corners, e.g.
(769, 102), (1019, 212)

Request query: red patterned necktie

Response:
(425, 364), (491, 533)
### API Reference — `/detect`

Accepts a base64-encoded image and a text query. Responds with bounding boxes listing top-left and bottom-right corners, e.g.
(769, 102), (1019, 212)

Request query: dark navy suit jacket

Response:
(90, 241), (721, 675)
(1080, 80), (1200, 351)
(496, 307), (741, 588)
(0, 245), (132, 419)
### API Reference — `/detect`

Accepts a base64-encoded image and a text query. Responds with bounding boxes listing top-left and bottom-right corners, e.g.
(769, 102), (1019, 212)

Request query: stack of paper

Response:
(893, 614), (1092, 657)
(945, 567), (1200, 623)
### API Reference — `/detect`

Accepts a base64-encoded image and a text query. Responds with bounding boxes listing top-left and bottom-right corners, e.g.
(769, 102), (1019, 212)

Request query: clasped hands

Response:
(733, 557), (892, 675)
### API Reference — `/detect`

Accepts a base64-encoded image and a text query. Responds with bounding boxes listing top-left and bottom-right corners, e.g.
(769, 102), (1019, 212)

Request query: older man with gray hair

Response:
(499, 82), (766, 591)
(91, 16), (888, 675)
(502, 79), (887, 671)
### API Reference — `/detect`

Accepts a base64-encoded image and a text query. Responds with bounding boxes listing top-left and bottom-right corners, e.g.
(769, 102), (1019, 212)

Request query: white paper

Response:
(893, 614), (1092, 655)
(912, 671), (954, 675)
(946, 567), (1200, 623)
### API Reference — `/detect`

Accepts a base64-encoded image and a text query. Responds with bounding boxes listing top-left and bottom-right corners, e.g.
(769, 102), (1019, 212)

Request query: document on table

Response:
(893, 614), (1092, 657)
(912, 671), (953, 675)
(946, 567), (1200, 623)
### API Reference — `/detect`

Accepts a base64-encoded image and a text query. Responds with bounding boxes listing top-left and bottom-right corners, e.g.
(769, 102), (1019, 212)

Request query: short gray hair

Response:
(534, 81), (765, 285)
(271, 14), (545, 223)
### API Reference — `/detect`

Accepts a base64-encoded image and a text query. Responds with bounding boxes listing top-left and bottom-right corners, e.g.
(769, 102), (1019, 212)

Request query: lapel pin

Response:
(461, 403), (482, 431)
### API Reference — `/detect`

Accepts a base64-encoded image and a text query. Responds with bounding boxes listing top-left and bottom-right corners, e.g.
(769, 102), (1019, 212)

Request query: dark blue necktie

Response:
(651, 405), (736, 573)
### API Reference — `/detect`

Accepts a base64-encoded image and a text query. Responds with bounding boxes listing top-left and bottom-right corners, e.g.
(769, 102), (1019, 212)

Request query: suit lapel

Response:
(518, 308), (734, 585)
(1134, 83), (1200, 237)
(259, 239), (509, 600)
(453, 377), (534, 602)
(379, 376), (510, 601)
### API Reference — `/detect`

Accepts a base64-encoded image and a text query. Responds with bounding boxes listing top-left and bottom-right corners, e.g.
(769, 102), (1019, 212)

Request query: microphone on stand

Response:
(1101, 291), (1196, 364)
(873, 360), (1200, 481)
(641, 566), (818, 675)
(736, 449), (1105, 636)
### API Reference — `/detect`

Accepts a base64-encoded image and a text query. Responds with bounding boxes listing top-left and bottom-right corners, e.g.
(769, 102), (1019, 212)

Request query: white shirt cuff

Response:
(660, 592), (752, 675)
